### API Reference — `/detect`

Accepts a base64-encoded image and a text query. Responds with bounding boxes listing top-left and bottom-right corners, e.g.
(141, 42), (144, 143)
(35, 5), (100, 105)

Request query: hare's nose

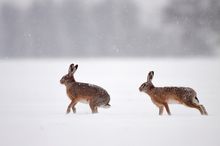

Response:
(60, 79), (64, 84)
(139, 86), (142, 91)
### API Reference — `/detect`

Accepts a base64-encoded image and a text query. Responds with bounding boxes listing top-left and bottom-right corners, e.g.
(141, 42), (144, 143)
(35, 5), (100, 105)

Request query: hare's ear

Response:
(147, 71), (154, 81)
(68, 63), (75, 74)
(74, 64), (78, 72)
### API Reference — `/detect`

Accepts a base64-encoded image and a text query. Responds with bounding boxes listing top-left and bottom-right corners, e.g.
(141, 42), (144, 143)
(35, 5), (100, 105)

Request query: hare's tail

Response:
(192, 96), (200, 105)
(101, 103), (111, 108)
(103, 103), (111, 108)
(195, 96), (199, 103)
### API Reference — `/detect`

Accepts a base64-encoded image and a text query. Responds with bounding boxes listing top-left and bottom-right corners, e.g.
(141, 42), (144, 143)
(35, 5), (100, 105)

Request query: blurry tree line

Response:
(164, 0), (220, 56)
(0, 0), (219, 58)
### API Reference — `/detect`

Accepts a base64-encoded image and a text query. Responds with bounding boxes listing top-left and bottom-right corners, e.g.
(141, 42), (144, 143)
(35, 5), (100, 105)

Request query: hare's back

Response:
(162, 87), (196, 101)
(72, 82), (109, 97)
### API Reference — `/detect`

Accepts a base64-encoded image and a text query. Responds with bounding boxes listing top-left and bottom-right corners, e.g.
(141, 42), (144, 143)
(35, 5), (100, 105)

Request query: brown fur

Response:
(60, 64), (110, 114)
(139, 71), (208, 115)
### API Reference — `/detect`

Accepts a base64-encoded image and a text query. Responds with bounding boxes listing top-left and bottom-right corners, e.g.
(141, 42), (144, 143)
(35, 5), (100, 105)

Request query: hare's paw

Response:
(72, 107), (76, 113)
(66, 108), (71, 114)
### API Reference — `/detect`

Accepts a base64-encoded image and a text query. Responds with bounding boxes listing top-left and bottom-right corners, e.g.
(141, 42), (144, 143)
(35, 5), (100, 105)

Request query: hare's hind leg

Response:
(192, 97), (208, 115)
(66, 99), (77, 114)
(185, 101), (206, 115)
(89, 102), (98, 114)
(200, 105), (208, 115)
(192, 104), (205, 115)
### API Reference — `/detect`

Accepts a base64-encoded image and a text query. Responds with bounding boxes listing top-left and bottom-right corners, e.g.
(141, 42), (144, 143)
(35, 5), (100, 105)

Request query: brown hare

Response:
(139, 71), (208, 115)
(60, 63), (110, 114)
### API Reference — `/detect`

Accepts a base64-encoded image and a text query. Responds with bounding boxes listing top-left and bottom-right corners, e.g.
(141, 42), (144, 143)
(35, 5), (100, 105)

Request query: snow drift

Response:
(0, 58), (220, 146)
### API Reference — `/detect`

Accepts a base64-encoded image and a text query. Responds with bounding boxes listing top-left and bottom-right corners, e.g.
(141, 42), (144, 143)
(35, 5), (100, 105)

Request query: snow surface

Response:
(0, 58), (220, 146)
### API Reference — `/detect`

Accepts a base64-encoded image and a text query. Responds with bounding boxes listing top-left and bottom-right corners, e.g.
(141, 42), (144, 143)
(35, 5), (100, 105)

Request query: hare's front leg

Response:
(159, 106), (164, 115)
(163, 103), (171, 115)
(66, 99), (77, 114)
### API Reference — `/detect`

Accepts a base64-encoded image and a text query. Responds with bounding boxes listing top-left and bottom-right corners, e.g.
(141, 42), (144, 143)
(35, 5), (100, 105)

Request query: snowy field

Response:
(0, 58), (220, 146)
